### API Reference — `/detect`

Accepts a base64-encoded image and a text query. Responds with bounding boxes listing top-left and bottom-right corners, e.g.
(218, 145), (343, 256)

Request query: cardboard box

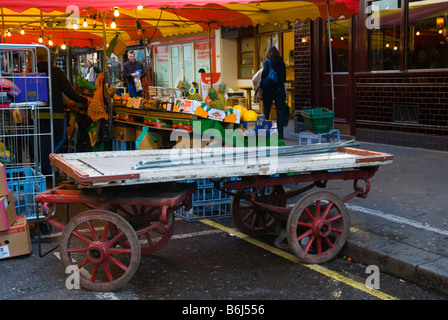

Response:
(0, 190), (16, 231)
(0, 162), (8, 196)
(9, 73), (49, 103)
(126, 97), (143, 109)
(0, 215), (31, 259)
(173, 99), (241, 124)
(114, 123), (136, 141)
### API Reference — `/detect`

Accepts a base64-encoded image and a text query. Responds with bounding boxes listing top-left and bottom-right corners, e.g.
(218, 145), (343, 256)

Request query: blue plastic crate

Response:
(112, 140), (136, 151)
(175, 178), (235, 220)
(5, 168), (46, 220)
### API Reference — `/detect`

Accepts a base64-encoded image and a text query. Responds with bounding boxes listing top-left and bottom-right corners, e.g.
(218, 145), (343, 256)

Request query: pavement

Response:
(282, 124), (448, 296)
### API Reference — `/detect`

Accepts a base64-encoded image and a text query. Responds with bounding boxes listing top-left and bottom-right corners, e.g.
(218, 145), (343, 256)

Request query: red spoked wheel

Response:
(231, 185), (285, 236)
(59, 210), (141, 292)
(287, 191), (349, 264)
(108, 205), (174, 255)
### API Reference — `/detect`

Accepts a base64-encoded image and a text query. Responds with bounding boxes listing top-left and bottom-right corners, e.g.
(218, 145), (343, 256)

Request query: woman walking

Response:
(261, 46), (287, 139)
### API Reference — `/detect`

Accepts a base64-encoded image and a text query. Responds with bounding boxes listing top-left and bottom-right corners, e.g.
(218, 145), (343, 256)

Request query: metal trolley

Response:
(0, 44), (54, 223)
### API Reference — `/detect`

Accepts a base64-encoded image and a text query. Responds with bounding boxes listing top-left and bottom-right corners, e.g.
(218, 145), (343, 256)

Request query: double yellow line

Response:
(201, 219), (398, 301)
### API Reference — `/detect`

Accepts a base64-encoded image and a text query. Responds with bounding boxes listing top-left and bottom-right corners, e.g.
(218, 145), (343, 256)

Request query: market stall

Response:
(0, 2), (382, 293)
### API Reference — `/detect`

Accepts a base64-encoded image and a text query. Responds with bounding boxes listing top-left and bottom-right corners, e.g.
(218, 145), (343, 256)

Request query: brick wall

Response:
(355, 73), (448, 150)
(294, 21), (312, 111)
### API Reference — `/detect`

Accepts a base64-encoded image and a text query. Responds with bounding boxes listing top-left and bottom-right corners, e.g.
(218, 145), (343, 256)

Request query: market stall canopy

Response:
(0, 0), (359, 48)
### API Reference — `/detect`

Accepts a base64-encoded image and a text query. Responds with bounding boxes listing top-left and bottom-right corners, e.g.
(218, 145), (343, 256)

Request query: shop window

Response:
(368, 0), (401, 70)
(238, 38), (254, 79)
(153, 41), (211, 87)
(326, 19), (350, 72)
(407, 0), (448, 69)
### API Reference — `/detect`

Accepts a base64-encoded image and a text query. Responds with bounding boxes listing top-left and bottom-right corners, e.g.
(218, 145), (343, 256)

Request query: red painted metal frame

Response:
(35, 182), (197, 233)
(221, 166), (379, 218)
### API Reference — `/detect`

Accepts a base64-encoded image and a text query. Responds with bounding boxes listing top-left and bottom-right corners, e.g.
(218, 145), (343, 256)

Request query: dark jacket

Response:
(37, 61), (88, 114)
(123, 60), (147, 84)
(261, 57), (286, 90)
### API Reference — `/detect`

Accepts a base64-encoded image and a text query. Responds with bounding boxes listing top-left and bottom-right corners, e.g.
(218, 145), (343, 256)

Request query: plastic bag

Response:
(134, 69), (143, 92)
(0, 78), (21, 96)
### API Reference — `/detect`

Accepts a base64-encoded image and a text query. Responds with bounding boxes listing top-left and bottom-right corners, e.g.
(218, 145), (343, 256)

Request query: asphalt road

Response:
(0, 211), (445, 304)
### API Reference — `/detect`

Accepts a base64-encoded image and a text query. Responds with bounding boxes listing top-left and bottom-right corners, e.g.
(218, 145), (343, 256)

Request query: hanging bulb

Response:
(61, 42), (67, 50)
(48, 38), (53, 46)
(114, 7), (119, 17)
(38, 35), (43, 43)
(7, 30), (11, 37)
(83, 18), (88, 27)
(111, 19), (116, 29)
(137, 5), (143, 10)
(20, 28), (25, 35)
(73, 20), (78, 30)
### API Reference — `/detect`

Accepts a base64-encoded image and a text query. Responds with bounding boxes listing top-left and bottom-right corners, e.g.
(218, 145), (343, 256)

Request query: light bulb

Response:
(137, 5), (143, 10)
(7, 30), (11, 37)
(111, 19), (116, 28)
(73, 21), (78, 30)
(20, 28), (25, 35)
(61, 42), (66, 50)
(49, 39), (53, 46)
(38, 36), (43, 43)
(114, 7), (119, 17)
(83, 18), (88, 27)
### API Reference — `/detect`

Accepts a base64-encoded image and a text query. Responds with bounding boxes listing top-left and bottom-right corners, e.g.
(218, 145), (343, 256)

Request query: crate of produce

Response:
(175, 178), (234, 220)
(301, 108), (335, 134)
(5, 167), (46, 220)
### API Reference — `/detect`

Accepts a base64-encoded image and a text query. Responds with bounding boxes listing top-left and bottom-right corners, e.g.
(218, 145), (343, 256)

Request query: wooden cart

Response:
(35, 144), (393, 291)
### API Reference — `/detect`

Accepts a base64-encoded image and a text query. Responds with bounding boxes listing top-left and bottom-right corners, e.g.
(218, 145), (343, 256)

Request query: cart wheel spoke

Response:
(59, 210), (140, 292)
(287, 191), (349, 264)
(231, 186), (285, 237)
(101, 262), (114, 283)
(109, 255), (128, 272)
(72, 230), (92, 246)
(109, 206), (174, 255)
(100, 222), (110, 242)
(86, 220), (99, 241)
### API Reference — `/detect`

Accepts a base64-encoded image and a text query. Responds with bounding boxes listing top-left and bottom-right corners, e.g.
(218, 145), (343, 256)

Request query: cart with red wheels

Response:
(221, 165), (380, 264)
(35, 143), (392, 291)
(35, 182), (196, 292)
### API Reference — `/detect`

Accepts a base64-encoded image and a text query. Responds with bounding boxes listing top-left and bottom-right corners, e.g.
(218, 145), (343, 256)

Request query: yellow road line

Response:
(200, 219), (398, 301)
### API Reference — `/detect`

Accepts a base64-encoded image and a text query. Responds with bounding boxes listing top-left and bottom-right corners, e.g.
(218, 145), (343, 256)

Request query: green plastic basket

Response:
(301, 108), (335, 134)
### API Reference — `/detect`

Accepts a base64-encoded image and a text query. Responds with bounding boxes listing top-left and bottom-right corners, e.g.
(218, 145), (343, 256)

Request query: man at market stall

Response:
(36, 47), (91, 175)
(122, 50), (146, 98)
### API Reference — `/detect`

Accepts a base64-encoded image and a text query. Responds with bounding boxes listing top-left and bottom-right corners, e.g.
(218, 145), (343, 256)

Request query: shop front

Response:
(300, 0), (448, 150)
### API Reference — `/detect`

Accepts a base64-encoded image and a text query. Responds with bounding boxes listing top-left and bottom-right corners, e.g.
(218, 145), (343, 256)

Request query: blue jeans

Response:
(127, 82), (142, 98)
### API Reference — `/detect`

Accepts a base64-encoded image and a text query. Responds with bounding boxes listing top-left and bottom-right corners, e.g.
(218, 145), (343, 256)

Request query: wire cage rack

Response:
(0, 44), (53, 221)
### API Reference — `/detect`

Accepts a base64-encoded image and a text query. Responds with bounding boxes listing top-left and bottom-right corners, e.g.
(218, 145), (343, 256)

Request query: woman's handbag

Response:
(260, 59), (278, 88)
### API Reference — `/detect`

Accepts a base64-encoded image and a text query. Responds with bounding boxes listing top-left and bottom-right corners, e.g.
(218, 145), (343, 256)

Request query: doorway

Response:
(316, 18), (354, 135)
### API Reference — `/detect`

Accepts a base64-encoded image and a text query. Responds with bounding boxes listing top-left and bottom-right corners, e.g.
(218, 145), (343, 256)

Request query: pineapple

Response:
(217, 83), (227, 105)
(182, 81), (203, 101)
(208, 87), (225, 110)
